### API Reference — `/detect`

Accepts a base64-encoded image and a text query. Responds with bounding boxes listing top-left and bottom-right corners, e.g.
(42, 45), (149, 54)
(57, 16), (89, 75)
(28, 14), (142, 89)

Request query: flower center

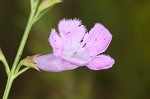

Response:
(62, 45), (90, 66)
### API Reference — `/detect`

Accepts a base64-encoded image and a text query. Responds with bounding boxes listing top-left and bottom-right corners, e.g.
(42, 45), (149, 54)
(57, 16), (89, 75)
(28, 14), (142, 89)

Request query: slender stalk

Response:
(14, 63), (22, 75)
(11, 12), (34, 75)
(30, 0), (34, 9)
(15, 67), (30, 78)
(2, 8), (37, 99)
(2, 56), (10, 76)
(0, 49), (10, 76)
(2, 76), (15, 99)
(10, 0), (40, 75)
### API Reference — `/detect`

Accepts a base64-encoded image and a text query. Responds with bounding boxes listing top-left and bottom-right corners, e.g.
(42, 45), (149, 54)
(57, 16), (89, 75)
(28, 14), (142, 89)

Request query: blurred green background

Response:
(0, 0), (150, 99)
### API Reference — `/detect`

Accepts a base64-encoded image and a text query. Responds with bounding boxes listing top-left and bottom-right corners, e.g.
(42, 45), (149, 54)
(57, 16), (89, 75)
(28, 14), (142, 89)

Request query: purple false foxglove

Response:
(36, 19), (115, 72)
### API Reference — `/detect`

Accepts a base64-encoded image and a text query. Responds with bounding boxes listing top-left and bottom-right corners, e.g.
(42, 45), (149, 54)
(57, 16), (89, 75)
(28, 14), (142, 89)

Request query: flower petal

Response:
(61, 42), (90, 66)
(83, 23), (112, 56)
(35, 54), (78, 72)
(58, 19), (86, 47)
(86, 55), (115, 70)
(49, 29), (63, 57)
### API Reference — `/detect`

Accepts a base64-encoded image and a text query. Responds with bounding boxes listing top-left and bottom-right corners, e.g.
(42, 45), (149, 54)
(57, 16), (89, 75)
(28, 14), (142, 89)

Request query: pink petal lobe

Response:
(49, 29), (63, 57)
(58, 19), (86, 46)
(36, 54), (78, 72)
(84, 23), (112, 56)
(86, 55), (115, 70)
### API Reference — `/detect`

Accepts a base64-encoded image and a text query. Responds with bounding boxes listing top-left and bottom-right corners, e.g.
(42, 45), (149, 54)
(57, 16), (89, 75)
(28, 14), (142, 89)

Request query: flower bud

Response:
(33, 0), (62, 23)
(39, 0), (62, 12)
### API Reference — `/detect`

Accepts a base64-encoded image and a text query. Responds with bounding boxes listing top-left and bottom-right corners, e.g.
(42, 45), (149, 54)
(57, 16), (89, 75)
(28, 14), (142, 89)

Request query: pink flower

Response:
(35, 19), (115, 72)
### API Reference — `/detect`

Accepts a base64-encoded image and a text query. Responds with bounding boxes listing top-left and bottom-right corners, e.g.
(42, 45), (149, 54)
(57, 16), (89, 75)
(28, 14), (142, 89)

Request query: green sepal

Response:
(19, 54), (40, 71)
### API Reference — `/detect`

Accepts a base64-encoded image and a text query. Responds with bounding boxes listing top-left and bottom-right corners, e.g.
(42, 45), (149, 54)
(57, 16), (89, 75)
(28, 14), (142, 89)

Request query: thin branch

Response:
(15, 67), (30, 78)
(0, 48), (10, 76)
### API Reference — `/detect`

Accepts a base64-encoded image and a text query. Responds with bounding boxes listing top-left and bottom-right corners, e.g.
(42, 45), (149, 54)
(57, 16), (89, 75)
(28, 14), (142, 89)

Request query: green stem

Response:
(11, 11), (34, 75)
(2, 56), (10, 76)
(15, 67), (30, 78)
(14, 63), (22, 75)
(2, 8), (37, 99)
(2, 76), (15, 99)
(0, 49), (10, 76)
